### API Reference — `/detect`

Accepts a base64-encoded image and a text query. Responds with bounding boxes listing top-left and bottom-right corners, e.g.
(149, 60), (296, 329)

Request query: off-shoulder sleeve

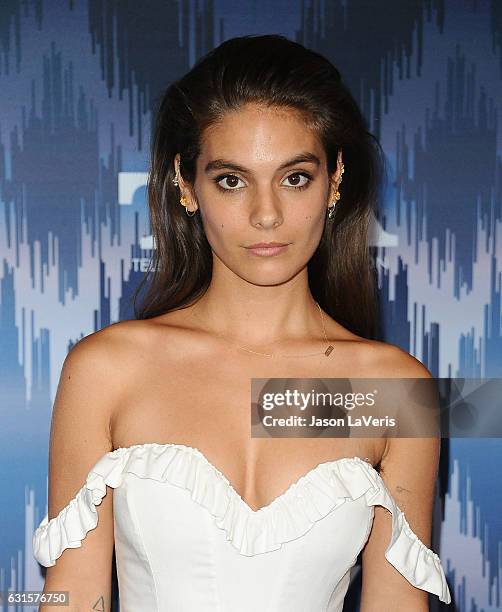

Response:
(32, 450), (126, 567)
(337, 458), (452, 604)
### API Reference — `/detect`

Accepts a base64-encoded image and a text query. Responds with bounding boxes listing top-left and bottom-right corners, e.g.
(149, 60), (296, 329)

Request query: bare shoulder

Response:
(65, 315), (191, 396)
(355, 338), (434, 379)
(319, 313), (428, 379)
(61, 319), (158, 411)
(71, 318), (151, 354)
(323, 309), (432, 378)
(67, 318), (168, 371)
(343, 337), (439, 471)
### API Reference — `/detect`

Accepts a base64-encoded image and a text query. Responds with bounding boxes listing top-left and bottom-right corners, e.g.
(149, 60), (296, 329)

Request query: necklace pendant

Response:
(324, 345), (334, 356)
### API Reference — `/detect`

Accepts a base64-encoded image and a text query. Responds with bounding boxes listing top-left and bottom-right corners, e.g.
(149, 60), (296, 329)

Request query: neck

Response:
(187, 268), (327, 348)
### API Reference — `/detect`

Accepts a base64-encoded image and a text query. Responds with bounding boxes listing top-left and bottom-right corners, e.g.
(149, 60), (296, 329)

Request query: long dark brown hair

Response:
(133, 34), (385, 339)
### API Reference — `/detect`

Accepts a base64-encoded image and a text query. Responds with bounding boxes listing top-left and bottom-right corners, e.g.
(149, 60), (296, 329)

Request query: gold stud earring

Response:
(180, 195), (196, 217)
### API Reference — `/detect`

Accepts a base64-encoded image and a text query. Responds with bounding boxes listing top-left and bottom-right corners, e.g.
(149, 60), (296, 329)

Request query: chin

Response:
(238, 264), (305, 287)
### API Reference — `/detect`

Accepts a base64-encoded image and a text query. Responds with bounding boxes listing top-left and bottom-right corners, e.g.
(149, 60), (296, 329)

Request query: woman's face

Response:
(177, 102), (342, 286)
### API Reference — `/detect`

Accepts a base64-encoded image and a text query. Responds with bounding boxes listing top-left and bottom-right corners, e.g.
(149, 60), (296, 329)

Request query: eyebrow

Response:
(204, 152), (321, 174)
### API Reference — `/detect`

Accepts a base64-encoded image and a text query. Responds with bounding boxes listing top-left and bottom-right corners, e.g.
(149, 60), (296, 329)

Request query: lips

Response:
(244, 242), (290, 257)
(245, 242), (288, 248)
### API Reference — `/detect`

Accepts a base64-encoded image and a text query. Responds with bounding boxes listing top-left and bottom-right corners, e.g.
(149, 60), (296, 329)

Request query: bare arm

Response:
(360, 347), (441, 612)
(38, 326), (126, 612)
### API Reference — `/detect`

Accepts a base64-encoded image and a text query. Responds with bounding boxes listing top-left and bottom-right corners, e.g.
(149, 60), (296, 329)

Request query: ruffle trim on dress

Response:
(32, 442), (451, 603)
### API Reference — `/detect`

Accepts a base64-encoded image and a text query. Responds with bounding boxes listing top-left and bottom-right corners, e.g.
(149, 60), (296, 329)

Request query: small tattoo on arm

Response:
(91, 595), (105, 611)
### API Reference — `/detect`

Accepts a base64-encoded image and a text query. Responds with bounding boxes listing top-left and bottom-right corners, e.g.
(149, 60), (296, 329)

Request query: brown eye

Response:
(216, 174), (245, 190)
(282, 172), (311, 189)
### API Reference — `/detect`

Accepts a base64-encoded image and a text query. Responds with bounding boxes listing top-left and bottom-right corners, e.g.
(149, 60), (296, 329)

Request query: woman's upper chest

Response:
(110, 331), (385, 513)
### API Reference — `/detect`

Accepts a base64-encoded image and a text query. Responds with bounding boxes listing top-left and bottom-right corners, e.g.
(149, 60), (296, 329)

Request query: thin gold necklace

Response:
(190, 301), (335, 358)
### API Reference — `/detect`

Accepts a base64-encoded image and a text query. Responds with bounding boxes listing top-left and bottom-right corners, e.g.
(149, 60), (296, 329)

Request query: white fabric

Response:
(33, 442), (451, 610)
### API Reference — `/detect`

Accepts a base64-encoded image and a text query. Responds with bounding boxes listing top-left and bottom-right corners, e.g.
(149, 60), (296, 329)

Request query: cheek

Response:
(199, 207), (238, 248)
(289, 205), (326, 239)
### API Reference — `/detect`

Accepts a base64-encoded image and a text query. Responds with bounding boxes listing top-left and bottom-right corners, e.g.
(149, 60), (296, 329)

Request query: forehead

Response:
(199, 103), (324, 164)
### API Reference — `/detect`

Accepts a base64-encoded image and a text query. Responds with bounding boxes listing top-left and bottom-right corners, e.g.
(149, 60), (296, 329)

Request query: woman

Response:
(33, 34), (451, 611)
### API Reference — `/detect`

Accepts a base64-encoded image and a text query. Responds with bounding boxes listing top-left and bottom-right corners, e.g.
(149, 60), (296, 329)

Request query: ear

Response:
(327, 149), (344, 204)
(173, 153), (199, 214)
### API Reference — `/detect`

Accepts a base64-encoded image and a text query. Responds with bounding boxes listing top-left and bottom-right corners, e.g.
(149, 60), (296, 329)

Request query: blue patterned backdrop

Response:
(1, 1), (501, 610)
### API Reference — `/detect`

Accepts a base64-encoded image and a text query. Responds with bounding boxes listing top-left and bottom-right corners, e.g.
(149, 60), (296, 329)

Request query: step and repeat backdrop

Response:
(1, 1), (501, 610)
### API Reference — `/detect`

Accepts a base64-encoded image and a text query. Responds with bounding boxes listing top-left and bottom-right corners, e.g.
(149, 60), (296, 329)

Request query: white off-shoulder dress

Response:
(32, 443), (451, 611)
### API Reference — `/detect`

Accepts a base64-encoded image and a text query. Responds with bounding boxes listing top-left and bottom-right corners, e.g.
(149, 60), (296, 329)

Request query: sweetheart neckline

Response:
(108, 441), (380, 514)
(34, 440), (452, 602)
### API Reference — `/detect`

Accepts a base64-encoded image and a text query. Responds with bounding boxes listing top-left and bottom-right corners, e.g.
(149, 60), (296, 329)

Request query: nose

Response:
(249, 188), (284, 229)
